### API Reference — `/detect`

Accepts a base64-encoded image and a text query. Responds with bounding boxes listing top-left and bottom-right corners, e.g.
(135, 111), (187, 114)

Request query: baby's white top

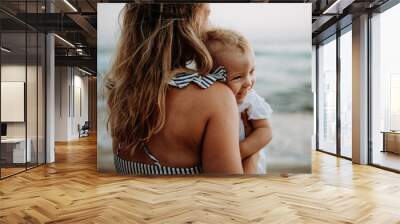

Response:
(238, 89), (273, 141)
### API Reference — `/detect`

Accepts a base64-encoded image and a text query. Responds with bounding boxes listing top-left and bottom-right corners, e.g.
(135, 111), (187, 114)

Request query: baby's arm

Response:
(240, 119), (272, 160)
(242, 153), (259, 174)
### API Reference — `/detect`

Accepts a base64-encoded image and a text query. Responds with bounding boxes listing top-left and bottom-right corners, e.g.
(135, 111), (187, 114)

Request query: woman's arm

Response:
(202, 83), (243, 174)
(240, 119), (272, 159)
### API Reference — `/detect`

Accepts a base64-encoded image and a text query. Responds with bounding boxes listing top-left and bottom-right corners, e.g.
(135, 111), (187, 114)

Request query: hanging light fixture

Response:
(1, 47), (11, 53)
(54, 34), (75, 48)
(63, 0), (78, 12)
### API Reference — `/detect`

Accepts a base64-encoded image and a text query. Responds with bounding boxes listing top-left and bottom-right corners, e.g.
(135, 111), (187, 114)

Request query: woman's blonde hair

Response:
(106, 3), (213, 155)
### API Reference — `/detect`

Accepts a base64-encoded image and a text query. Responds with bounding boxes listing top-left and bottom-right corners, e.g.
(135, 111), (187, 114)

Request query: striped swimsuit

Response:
(114, 67), (227, 175)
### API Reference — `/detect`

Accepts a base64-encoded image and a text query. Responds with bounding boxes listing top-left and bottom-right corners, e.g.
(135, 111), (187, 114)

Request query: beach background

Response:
(97, 3), (313, 174)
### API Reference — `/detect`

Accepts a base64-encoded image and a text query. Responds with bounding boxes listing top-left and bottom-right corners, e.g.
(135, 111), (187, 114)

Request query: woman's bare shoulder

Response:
(204, 81), (233, 95)
(188, 82), (236, 110)
(172, 82), (234, 102)
(169, 82), (236, 118)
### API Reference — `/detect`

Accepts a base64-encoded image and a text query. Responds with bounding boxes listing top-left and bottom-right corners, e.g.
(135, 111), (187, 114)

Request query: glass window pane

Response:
(318, 37), (337, 154)
(340, 29), (352, 158)
(26, 0), (40, 169)
(371, 3), (400, 171)
(1, 0), (46, 179)
(1, 30), (27, 177)
(27, 31), (38, 169)
(38, 32), (45, 165)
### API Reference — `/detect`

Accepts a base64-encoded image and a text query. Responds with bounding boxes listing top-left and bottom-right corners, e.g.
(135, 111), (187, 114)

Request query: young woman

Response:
(106, 3), (243, 175)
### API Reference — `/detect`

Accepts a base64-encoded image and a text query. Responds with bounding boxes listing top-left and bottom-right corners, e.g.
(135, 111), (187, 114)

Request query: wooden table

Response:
(381, 131), (400, 154)
(1, 138), (31, 164)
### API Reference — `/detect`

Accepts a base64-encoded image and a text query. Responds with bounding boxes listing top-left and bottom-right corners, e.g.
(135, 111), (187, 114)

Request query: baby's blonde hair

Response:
(205, 28), (252, 56)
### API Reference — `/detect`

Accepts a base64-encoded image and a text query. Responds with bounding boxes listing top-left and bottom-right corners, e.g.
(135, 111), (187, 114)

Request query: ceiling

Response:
(0, 0), (393, 76)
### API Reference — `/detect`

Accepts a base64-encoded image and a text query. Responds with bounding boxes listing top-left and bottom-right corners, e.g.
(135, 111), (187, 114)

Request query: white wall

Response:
(70, 72), (89, 139)
(1, 65), (26, 81)
(55, 67), (89, 141)
(55, 66), (69, 141)
(1, 82), (25, 122)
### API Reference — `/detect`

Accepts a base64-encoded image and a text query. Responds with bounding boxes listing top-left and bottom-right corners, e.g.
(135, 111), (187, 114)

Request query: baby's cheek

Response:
(251, 78), (256, 87)
(226, 82), (237, 94)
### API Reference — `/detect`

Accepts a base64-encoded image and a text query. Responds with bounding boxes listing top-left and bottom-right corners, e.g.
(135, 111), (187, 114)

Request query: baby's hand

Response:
(241, 109), (253, 137)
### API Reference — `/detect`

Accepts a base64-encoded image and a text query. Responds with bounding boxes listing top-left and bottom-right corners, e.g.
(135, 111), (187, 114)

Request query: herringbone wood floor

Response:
(1, 135), (400, 223)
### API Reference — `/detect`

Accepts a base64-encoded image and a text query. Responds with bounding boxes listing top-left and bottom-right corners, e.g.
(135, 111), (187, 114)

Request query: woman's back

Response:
(146, 84), (211, 167)
(119, 81), (242, 173)
(109, 3), (243, 174)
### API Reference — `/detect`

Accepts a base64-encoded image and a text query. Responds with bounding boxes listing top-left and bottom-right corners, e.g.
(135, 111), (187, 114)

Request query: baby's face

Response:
(216, 48), (255, 104)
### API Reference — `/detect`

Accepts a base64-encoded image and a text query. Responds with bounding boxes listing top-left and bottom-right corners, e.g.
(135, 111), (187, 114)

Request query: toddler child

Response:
(205, 28), (273, 174)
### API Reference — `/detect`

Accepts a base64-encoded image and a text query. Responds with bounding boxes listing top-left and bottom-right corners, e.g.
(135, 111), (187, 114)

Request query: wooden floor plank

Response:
(0, 135), (399, 223)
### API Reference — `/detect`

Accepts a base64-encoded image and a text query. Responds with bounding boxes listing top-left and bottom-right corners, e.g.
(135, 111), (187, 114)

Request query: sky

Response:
(97, 3), (124, 51)
(98, 3), (311, 48)
(209, 3), (311, 43)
